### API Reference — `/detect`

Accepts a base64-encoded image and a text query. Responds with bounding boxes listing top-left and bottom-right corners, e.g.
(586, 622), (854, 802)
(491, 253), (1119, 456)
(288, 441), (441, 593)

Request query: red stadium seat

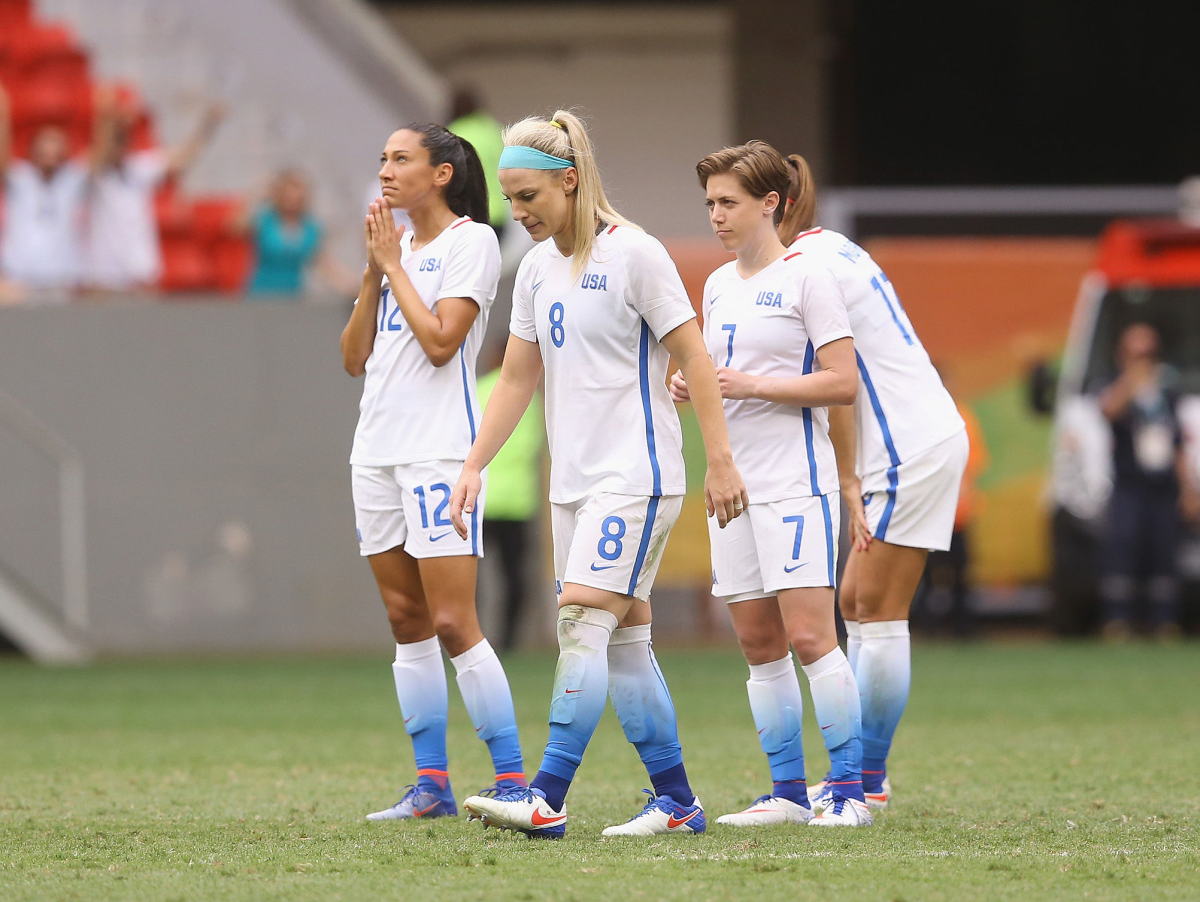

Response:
(8, 23), (87, 83)
(159, 235), (215, 292)
(210, 236), (252, 293)
(0, 0), (31, 30)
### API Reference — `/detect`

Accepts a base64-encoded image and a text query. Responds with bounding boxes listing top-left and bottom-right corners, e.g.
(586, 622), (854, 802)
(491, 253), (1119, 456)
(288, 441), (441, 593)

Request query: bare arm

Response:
(340, 265), (383, 376)
(661, 320), (748, 527)
(89, 87), (121, 175)
(0, 82), (11, 176)
(714, 336), (858, 407)
(165, 102), (225, 179)
(368, 201), (480, 367)
(828, 402), (871, 551)
(450, 335), (544, 538)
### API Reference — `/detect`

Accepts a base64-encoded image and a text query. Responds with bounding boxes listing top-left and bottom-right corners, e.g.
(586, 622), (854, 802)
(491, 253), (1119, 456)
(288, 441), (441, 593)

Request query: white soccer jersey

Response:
(510, 225), (694, 503)
(350, 216), (500, 467)
(790, 227), (964, 479)
(703, 253), (852, 503)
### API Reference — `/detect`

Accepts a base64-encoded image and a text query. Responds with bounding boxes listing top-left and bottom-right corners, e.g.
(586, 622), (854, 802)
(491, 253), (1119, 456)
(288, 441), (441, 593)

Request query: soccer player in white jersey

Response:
(448, 110), (748, 839)
(777, 153), (969, 812)
(340, 124), (527, 822)
(672, 142), (871, 827)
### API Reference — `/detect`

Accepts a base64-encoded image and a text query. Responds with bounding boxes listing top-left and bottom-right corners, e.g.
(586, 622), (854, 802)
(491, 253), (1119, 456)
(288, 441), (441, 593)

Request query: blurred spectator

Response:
(237, 169), (348, 299)
(84, 89), (224, 291)
(478, 343), (545, 650)
(0, 83), (88, 299)
(1098, 323), (1200, 640)
(916, 386), (989, 636)
(447, 88), (507, 236)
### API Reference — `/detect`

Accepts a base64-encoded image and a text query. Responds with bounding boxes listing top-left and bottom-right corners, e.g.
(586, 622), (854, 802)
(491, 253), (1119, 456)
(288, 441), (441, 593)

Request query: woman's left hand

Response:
(715, 367), (759, 401)
(705, 454), (750, 528)
(366, 199), (403, 274)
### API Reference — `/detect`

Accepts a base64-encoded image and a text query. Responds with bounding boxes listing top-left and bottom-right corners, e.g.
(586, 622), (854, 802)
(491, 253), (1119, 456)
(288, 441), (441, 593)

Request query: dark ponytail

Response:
(402, 122), (489, 223)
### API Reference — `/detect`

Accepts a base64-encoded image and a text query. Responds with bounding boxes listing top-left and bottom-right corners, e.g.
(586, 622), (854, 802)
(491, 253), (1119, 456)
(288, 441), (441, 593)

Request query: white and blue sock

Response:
(746, 655), (809, 807)
(856, 620), (910, 793)
(391, 637), (450, 794)
(608, 624), (695, 805)
(803, 646), (864, 802)
(450, 638), (526, 788)
(844, 619), (862, 672)
(529, 605), (618, 811)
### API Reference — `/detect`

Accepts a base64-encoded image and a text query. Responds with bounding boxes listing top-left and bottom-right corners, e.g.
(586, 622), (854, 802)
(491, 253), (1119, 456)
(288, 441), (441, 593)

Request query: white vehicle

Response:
(1036, 219), (1200, 632)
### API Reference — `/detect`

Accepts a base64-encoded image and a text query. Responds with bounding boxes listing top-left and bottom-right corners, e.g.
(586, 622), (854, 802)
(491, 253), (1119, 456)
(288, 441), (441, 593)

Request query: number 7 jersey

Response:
(510, 226), (696, 504)
(703, 252), (853, 503)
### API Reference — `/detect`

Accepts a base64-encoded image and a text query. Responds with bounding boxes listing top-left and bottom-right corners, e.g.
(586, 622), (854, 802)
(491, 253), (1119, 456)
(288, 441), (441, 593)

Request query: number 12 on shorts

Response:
(414, 484), (452, 528)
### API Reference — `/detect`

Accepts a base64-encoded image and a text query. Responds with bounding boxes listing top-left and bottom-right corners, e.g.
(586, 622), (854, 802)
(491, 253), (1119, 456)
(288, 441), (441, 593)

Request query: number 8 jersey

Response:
(510, 226), (696, 503)
(350, 216), (501, 467)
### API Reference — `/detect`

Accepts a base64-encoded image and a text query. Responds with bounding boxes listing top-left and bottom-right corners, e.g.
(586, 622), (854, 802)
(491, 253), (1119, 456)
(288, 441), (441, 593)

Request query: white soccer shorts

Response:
(709, 493), (841, 603)
(352, 460), (485, 559)
(551, 493), (683, 601)
(860, 428), (969, 552)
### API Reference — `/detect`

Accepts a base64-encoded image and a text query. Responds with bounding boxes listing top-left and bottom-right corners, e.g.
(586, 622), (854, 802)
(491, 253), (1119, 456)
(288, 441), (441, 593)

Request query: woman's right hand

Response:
(449, 465), (483, 540)
(365, 199), (403, 277)
(669, 369), (691, 403)
(842, 477), (872, 552)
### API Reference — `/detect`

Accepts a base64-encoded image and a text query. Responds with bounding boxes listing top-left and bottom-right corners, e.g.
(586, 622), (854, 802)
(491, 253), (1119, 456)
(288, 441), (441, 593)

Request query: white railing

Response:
(0, 388), (88, 631)
(820, 184), (1183, 238)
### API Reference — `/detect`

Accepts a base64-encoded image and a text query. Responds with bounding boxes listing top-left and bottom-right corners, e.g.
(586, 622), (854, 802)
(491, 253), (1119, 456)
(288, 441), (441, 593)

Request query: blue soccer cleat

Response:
(601, 790), (706, 836)
(365, 783), (457, 821)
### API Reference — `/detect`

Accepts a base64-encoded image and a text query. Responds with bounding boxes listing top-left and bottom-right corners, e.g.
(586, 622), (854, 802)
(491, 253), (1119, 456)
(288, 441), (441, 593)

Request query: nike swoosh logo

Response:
(404, 716), (415, 724)
(530, 808), (565, 827)
(430, 531), (454, 541)
(414, 803), (440, 817)
(563, 688), (584, 694)
(667, 809), (700, 829)
(590, 563), (616, 571)
(783, 562), (807, 573)
(820, 724), (834, 731)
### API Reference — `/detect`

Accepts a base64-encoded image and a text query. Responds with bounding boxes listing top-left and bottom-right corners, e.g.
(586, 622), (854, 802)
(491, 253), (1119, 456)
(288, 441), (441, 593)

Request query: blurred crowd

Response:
(0, 79), (357, 304)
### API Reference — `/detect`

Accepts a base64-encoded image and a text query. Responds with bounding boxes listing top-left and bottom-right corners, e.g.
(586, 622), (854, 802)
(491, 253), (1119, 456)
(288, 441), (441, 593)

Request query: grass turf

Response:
(1, 642), (1197, 901)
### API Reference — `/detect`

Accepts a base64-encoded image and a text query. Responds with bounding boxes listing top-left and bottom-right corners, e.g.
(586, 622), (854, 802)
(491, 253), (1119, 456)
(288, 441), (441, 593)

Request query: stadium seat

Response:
(0, 0), (31, 30)
(8, 23), (87, 83)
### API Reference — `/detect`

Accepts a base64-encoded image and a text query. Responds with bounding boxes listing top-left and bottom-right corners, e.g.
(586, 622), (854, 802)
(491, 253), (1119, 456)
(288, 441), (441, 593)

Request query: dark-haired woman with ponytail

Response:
(341, 124), (526, 821)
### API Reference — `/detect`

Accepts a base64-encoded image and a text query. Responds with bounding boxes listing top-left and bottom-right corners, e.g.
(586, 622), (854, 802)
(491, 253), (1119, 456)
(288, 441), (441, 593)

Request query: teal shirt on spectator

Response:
(247, 207), (321, 297)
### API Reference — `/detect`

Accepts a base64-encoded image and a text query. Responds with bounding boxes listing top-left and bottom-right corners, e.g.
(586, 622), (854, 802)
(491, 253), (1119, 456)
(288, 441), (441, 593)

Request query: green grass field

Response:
(2, 642), (1198, 901)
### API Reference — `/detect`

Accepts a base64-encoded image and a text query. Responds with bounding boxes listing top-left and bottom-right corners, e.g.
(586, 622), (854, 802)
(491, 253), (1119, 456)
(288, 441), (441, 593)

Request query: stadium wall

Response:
(0, 305), (394, 655)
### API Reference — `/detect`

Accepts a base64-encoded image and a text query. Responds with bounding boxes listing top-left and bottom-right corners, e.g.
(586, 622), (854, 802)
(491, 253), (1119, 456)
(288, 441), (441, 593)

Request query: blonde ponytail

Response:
(778, 153), (817, 245)
(502, 109), (639, 279)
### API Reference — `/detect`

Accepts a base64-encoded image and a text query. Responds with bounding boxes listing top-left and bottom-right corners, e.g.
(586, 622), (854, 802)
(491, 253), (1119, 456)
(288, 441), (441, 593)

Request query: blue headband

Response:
(498, 145), (573, 170)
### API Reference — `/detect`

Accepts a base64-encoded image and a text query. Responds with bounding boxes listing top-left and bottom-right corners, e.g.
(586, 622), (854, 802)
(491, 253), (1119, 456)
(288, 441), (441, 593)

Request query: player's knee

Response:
(737, 626), (788, 665)
(788, 621), (829, 662)
(431, 611), (471, 655)
(382, 592), (429, 638)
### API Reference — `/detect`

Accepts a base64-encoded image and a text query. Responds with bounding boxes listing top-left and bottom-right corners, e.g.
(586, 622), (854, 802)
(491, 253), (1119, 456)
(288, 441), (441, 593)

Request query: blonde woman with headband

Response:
(449, 111), (748, 839)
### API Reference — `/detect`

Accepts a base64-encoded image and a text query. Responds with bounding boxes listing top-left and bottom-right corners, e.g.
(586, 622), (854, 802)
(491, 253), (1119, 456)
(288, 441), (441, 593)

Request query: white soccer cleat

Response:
(809, 794), (873, 827)
(601, 791), (706, 836)
(716, 794), (814, 827)
(810, 775), (891, 811)
(461, 786), (566, 839)
(865, 776), (892, 810)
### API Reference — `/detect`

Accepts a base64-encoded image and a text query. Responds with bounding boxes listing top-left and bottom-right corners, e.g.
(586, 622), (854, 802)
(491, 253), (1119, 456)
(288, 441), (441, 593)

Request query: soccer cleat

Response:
(465, 780), (528, 822)
(810, 775), (891, 811)
(809, 794), (873, 826)
(716, 794), (813, 827)
(462, 786), (566, 839)
(601, 790), (706, 837)
(365, 783), (457, 821)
